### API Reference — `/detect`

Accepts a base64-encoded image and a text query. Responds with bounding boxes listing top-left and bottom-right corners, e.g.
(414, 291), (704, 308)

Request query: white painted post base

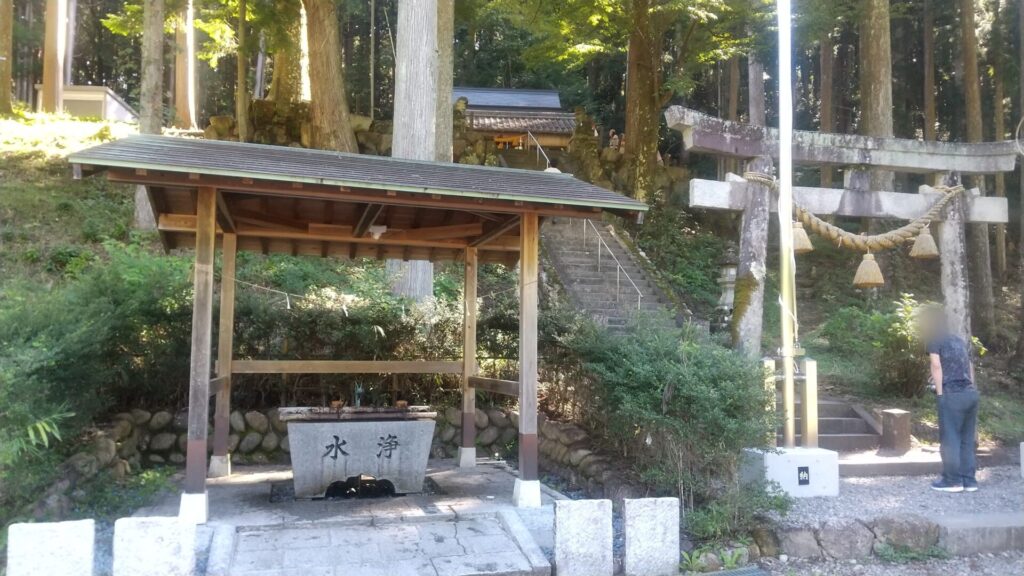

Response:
(740, 447), (839, 498)
(513, 479), (542, 508)
(457, 447), (476, 468)
(179, 492), (209, 524)
(208, 455), (231, 478)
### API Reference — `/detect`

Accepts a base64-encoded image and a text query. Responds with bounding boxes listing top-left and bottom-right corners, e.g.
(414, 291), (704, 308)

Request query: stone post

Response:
(880, 408), (911, 455)
(733, 155), (772, 358)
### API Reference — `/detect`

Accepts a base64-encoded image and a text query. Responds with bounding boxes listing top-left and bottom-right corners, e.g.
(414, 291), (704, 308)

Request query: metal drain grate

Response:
(715, 567), (770, 576)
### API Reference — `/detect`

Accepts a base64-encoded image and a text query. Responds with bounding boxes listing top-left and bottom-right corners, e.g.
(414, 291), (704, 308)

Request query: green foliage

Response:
(684, 481), (791, 542)
(679, 550), (704, 571)
(633, 200), (726, 313)
(876, 294), (930, 398)
(565, 315), (776, 512)
(821, 306), (893, 358)
(69, 467), (175, 522)
(874, 543), (950, 564)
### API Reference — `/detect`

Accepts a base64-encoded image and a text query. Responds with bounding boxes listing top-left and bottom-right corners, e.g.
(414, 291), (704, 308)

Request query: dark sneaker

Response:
(931, 479), (964, 493)
(963, 480), (979, 492)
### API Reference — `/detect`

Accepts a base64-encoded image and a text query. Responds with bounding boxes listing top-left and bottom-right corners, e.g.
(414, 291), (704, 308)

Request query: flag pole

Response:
(777, 0), (797, 449)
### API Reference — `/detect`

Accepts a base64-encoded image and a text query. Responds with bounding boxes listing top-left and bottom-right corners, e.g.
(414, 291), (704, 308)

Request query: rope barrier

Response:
(743, 172), (964, 253)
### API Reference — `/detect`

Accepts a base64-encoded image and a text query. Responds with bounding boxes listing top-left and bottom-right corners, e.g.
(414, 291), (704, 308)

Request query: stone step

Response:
(936, 512), (1024, 556)
(779, 401), (861, 419)
(776, 433), (880, 453)
(776, 417), (875, 435)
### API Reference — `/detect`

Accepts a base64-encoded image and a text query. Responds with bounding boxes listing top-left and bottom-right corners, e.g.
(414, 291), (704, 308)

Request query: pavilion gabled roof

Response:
(69, 136), (646, 264)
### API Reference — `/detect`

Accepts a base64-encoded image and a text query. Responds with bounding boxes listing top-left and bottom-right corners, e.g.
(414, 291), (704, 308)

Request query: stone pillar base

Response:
(179, 492), (209, 524)
(208, 455), (231, 478)
(741, 447), (839, 498)
(457, 447), (476, 468)
(513, 479), (542, 508)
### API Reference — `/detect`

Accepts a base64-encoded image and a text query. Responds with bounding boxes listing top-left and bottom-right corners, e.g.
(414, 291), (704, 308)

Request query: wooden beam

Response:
(462, 247), (479, 453)
(215, 192), (236, 233)
(689, 178), (1009, 224)
(211, 233), (237, 473)
(184, 186), (217, 494)
(208, 376), (228, 397)
(354, 203), (385, 237)
(230, 360), (463, 374)
(666, 106), (1019, 174)
(106, 169), (618, 219)
(471, 216), (520, 247)
(518, 212), (539, 482)
(401, 222), (484, 241)
(231, 208), (306, 231)
(467, 376), (518, 397)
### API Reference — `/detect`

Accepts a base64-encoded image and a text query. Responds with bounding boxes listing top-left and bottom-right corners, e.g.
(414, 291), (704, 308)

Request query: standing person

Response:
(923, 307), (980, 493)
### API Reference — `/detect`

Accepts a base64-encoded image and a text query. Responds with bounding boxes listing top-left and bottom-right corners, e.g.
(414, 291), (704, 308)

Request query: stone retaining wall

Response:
(537, 415), (640, 504)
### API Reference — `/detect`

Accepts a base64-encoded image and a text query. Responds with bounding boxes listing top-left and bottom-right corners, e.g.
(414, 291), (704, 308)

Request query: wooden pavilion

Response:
(68, 136), (647, 521)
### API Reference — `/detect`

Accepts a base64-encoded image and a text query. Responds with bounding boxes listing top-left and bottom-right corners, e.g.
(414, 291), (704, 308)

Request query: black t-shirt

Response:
(927, 334), (974, 393)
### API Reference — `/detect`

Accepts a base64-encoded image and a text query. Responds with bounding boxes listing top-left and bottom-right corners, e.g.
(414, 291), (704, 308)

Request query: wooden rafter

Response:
(354, 203), (385, 237)
(470, 216), (520, 247)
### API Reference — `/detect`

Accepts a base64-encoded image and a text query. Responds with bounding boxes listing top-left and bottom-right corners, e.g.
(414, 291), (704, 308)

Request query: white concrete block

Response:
(457, 446), (476, 468)
(207, 455), (231, 478)
(6, 519), (95, 576)
(623, 498), (680, 576)
(179, 492), (208, 524)
(554, 499), (613, 576)
(741, 447), (839, 498)
(512, 479), (542, 508)
(113, 517), (197, 576)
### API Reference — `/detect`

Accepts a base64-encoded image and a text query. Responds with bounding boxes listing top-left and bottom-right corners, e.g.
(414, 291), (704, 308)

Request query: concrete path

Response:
(137, 461), (556, 576)
(228, 516), (544, 576)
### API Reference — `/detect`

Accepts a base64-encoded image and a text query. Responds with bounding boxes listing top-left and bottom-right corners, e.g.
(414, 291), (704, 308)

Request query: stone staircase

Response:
(541, 217), (684, 331)
(776, 399), (882, 453)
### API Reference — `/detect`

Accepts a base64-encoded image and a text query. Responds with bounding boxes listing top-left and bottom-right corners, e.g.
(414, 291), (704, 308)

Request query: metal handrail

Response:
(581, 219), (643, 310)
(526, 131), (551, 169)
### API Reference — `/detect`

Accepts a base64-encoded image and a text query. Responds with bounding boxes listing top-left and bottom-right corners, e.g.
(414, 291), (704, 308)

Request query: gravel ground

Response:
(775, 466), (1023, 527)
(762, 551), (1024, 575)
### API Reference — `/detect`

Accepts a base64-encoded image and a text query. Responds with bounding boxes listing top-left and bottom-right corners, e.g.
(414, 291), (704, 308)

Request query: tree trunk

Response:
(923, 0), (936, 143)
(1012, 0), (1024, 371)
(435, 0), (454, 162)
(748, 54), (765, 126)
(959, 0), (996, 344)
(369, 0), (376, 120)
(64, 0), (76, 84)
(858, 0), (894, 192)
(0, 0), (13, 115)
(236, 0), (250, 142)
(819, 32), (834, 187)
(173, 1), (196, 129)
(623, 0), (659, 201)
(301, 0), (357, 152)
(136, 0), (164, 231)
(991, 0), (1007, 279)
(41, 0), (66, 113)
(389, 0), (443, 301)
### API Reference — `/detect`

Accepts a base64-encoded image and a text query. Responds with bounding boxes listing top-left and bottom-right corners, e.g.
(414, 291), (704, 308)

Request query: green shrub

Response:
(684, 481), (791, 542)
(876, 295), (931, 398)
(821, 306), (893, 358)
(565, 315), (776, 511)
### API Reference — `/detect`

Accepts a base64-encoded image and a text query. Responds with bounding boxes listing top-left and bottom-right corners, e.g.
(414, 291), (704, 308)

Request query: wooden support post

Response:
(459, 247), (478, 468)
(937, 173), (972, 344)
(181, 186), (216, 522)
(209, 232), (236, 478)
(41, 0), (67, 112)
(514, 212), (541, 507)
(733, 156), (772, 358)
(800, 358), (818, 449)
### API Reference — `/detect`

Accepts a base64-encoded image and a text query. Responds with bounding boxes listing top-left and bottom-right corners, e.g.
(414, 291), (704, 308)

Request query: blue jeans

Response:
(938, 389), (979, 485)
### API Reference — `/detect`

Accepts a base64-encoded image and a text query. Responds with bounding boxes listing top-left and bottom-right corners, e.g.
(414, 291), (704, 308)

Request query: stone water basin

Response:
(279, 406), (437, 498)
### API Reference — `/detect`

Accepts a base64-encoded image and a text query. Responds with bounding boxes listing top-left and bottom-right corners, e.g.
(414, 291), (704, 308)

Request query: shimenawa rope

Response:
(743, 172), (964, 253)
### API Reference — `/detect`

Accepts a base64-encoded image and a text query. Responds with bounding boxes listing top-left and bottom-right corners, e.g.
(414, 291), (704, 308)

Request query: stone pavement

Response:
(136, 461), (557, 576)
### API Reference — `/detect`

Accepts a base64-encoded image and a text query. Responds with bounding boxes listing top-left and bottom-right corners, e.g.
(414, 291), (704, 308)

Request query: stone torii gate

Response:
(666, 107), (1015, 357)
